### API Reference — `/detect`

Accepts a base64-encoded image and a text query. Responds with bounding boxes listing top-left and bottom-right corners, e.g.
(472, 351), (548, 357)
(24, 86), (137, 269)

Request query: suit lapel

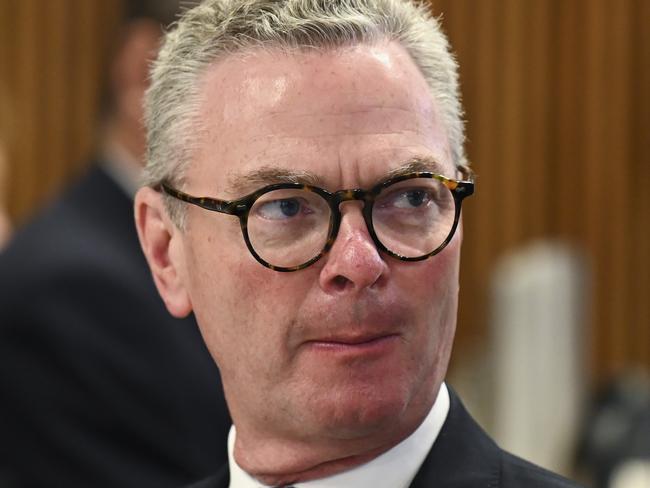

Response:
(410, 388), (501, 487)
(187, 463), (229, 488)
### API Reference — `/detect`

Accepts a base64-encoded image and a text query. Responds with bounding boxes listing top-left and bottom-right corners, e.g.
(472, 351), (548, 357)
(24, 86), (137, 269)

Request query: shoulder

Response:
(499, 451), (583, 488)
(0, 164), (160, 344)
(411, 387), (584, 488)
(0, 165), (143, 301)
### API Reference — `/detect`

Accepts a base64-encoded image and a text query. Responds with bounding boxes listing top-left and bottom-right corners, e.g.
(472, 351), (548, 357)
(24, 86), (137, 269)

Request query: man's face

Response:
(178, 42), (460, 450)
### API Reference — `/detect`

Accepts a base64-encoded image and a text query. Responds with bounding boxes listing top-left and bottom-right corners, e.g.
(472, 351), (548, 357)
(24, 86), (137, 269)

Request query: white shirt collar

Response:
(228, 382), (450, 488)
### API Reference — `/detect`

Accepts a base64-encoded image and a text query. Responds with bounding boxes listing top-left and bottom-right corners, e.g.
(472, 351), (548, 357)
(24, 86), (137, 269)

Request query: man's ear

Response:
(134, 187), (192, 318)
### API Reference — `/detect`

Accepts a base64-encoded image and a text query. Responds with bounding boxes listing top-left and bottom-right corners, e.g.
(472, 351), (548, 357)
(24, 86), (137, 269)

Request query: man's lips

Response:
(294, 297), (409, 355)
(303, 333), (401, 354)
(307, 332), (398, 345)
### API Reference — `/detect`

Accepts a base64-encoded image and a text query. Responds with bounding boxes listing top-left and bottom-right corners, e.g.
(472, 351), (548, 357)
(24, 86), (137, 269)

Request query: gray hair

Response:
(144, 0), (466, 226)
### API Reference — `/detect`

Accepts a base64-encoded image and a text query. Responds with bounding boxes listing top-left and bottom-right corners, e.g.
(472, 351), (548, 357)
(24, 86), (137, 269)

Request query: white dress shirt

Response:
(228, 383), (450, 488)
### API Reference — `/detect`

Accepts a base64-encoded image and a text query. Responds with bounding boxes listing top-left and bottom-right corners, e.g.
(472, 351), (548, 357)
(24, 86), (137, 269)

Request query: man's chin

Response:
(301, 383), (419, 441)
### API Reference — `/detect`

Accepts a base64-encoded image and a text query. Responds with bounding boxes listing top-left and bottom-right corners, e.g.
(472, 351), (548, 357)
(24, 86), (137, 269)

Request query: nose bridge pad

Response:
(337, 190), (367, 229)
(334, 188), (366, 208)
(330, 190), (376, 251)
(320, 191), (386, 290)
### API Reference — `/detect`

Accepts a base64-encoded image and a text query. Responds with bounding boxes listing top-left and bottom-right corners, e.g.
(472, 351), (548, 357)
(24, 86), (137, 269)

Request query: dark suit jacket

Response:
(0, 165), (230, 488)
(187, 388), (583, 488)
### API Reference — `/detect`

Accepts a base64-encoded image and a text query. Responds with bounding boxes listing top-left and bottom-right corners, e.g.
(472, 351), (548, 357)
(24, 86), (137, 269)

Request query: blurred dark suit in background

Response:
(0, 2), (230, 487)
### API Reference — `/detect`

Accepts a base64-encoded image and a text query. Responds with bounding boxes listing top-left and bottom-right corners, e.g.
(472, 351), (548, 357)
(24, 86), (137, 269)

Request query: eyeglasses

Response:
(160, 171), (474, 272)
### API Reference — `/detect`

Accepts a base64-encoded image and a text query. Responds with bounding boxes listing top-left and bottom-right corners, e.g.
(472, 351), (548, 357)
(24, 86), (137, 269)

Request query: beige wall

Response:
(1, 0), (648, 385)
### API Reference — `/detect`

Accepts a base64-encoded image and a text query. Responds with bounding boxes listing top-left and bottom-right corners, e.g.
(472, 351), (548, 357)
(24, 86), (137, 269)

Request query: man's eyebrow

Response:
(227, 166), (323, 195)
(226, 157), (450, 195)
(383, 157), (450, 181)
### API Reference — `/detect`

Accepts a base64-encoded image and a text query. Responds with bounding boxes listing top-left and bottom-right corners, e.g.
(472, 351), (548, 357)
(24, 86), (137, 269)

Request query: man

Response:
(0, 2), (230, 487)
(135, 1), (583, 486)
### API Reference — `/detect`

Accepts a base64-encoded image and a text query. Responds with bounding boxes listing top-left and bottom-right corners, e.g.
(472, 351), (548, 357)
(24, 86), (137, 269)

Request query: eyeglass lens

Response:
(246, 178), (456, 268)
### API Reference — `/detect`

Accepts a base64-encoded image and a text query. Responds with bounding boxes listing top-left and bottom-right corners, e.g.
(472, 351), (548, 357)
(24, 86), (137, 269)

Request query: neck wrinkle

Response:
(234, 430), (399, 486)
(229, 383), (444, 486)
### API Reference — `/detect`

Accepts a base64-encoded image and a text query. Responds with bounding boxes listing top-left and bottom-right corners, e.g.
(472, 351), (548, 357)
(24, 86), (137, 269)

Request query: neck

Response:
(236, 437), (397, 486)
(231, 389), (438, 486)
(0, 211), (10, 248)
(102, 114), (146, 169)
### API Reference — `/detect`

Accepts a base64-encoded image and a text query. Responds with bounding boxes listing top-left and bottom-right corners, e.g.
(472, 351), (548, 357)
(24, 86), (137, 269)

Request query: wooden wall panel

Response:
(1, 0), (648, 384)
(430, 0), (650, 384)
(632, 0), (650, 370)
(0, 0), (121, 222)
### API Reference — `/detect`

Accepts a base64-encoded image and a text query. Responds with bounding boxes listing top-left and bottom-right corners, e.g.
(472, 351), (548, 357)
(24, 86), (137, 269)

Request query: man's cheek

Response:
(411, 256), (458, 298)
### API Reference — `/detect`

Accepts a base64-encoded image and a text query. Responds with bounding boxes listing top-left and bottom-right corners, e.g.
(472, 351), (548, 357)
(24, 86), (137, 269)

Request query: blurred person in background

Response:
(0, 2), (230, 487)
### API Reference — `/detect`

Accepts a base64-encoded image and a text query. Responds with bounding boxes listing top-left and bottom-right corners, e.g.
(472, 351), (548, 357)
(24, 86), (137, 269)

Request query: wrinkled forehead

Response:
(189, 42), (451, 195)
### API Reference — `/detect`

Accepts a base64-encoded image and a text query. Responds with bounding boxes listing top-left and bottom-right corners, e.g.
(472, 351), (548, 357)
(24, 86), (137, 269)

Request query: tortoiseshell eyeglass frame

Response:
(160, 170), (474, 272)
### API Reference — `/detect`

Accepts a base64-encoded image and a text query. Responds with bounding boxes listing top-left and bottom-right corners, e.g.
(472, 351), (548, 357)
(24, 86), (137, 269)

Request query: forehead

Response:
(189, 42), (452, 194)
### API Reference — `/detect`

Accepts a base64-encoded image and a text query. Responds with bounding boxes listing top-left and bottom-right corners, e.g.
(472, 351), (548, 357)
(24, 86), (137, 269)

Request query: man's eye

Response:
(256, 198), (308, 220)
(391, 189), (432, 209)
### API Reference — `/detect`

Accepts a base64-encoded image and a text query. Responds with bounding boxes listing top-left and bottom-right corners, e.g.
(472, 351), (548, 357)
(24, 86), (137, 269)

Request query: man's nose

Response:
(318, 204), (389, 294)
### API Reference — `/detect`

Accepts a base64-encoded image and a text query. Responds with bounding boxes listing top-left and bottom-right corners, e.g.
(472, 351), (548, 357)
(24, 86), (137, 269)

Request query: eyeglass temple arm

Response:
(160, 183), (239, 215)
(453, 164), (475, 199)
